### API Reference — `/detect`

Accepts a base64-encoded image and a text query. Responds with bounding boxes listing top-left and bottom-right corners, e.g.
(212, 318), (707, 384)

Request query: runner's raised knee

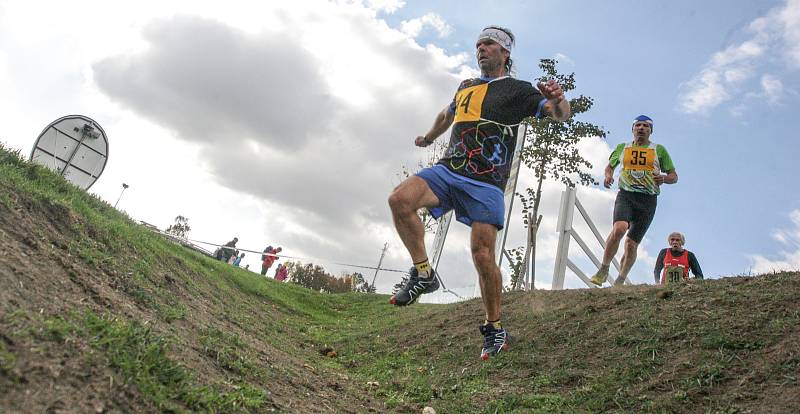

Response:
(388, 186), (415, 213)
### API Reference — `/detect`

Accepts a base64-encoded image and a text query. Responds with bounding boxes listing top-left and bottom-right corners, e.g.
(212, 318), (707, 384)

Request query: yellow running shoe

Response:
(590, 268), (609, 286)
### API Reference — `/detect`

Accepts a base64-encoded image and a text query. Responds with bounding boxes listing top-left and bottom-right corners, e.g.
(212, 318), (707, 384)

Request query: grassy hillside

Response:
(1, 143), (798, 413)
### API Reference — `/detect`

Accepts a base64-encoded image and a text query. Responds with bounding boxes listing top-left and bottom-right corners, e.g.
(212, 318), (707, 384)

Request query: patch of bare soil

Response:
(0, 185), (381, 413)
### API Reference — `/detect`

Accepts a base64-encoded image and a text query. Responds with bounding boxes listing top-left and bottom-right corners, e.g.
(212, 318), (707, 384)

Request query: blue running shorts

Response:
(416, 165), (505, 229)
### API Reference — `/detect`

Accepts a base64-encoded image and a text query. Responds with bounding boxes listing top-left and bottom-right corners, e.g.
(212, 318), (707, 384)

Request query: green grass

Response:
(0, 342), (15, 376)
(12, 309), (269, 413)
(82, 312), (268, 412)
(199, 327), (258, 376)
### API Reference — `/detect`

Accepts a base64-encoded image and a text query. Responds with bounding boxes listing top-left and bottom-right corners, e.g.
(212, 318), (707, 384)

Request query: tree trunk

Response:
(515, 212), (533, 290)
(528, 214), (542, 289)
(525, 163), (546, 290)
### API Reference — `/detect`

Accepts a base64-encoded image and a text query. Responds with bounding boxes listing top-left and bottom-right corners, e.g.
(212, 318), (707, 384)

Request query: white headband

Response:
(477, 27), (513, 52)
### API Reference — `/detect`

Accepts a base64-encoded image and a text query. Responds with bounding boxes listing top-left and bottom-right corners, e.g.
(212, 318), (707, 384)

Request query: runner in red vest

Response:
(654, 232), (703, 284)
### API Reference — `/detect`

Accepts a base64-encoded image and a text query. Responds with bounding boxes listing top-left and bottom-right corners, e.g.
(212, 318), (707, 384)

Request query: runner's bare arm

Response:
(604, 164), (615, 188)
(654, 169), (678, 185)
(415, 105), (455, 147)
(537, 80), (571, 121)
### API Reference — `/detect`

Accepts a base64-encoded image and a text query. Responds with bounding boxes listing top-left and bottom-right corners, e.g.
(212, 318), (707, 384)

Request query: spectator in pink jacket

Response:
(274, 263), (289, 281)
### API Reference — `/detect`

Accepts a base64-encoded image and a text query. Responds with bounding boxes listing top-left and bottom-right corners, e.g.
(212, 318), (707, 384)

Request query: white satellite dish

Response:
(29, 115), (109, 190)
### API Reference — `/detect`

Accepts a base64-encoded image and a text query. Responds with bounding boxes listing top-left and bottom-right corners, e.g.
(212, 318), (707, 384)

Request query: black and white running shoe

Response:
(479, 323), (511, 361)
(389, 267), (440, 306)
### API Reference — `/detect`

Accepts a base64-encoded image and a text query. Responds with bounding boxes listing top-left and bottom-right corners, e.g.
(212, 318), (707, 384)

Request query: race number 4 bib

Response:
(622, 147), (656, 171)
(453, 83), (489, 122)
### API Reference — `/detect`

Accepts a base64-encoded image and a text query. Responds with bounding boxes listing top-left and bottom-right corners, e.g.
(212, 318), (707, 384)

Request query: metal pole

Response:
(114, 183), (129, 208)
(370, 242), (388, 289)
(61, 124), (95, 177)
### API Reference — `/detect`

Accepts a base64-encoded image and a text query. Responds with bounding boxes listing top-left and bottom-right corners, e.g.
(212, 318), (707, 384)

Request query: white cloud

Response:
(400, 13), (452, 38)
(711, 41), (764, 68)
(731, 72), (786, 116)
(761, 74), (784, 105)
(777, 0), (800, 67)
(366, 0), (406, 14)
(554, 53), (574, 66)
(681, 69), (731, 114)
(678, 0), (800, 115)
(723, 66), (754, 84)
(88, 7), (472, 289)
(750, 209), (800, 273)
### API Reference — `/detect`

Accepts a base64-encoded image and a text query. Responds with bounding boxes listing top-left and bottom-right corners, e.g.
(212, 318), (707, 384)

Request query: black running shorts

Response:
(612, 190), (658, 244)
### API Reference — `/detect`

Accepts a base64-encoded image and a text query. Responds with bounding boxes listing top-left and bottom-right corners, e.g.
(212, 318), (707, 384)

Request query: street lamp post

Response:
(114, 183), (129, 208)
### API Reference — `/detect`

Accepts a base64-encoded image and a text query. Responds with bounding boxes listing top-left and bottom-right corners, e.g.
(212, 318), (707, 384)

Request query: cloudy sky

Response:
(1, 0), (798, 301)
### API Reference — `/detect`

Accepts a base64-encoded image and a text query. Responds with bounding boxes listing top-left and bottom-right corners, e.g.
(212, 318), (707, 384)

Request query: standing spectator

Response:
(232, 252), (245, 267)
(220, 237), (238, 262)
(261, 246), (282, 275)
(274, 263), (289, 281)
(227, 250), (239, 265)
(260, 246), (274, 275)
(261, 245), (274, 261)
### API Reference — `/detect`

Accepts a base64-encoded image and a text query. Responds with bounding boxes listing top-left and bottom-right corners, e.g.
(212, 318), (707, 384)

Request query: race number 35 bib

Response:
(622, 147), (656, 171)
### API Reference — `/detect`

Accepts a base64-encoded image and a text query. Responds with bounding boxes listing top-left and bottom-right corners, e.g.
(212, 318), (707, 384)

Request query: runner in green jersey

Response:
(590, 115), (677, 286)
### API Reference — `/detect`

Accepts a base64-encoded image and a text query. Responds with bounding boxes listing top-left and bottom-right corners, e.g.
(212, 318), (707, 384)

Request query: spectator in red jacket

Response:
(261, 246), (282, 275)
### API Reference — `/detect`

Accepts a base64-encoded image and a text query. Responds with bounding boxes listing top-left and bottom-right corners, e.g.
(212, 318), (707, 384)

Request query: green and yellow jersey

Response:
(609, 141), (674, 195)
